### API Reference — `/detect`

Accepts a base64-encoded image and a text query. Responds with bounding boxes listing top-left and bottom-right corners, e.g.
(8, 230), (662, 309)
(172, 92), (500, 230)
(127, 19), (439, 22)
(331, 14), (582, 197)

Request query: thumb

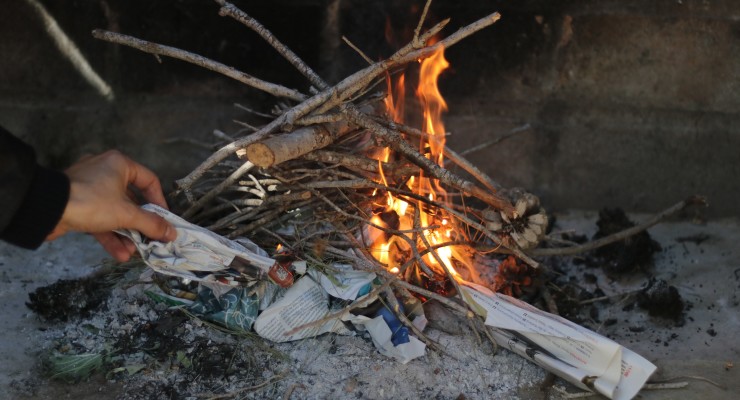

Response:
(126, 206), (177, 242)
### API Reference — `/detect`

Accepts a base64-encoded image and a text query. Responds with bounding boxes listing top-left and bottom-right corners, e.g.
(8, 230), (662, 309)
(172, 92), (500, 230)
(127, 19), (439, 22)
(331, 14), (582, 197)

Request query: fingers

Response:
(77, 153), (95, 162)
(125, 204), (177, 242)
(123, 155), (169, 209)
(94, 232), (134, 262)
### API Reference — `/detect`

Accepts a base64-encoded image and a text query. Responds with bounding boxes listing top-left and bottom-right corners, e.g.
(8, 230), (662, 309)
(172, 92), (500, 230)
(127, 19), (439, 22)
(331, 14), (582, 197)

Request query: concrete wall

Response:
(1, 0), (738, 216)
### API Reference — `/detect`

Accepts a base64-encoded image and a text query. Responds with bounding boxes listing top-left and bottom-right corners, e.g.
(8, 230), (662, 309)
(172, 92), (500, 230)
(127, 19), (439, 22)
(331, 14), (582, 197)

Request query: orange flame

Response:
(369, 43), (464, 281)
(417, 46), (449, 168)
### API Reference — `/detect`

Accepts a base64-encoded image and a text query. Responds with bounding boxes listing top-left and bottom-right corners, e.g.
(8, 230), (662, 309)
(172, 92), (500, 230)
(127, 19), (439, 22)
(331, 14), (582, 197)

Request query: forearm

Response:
(0, 126), (70, 249)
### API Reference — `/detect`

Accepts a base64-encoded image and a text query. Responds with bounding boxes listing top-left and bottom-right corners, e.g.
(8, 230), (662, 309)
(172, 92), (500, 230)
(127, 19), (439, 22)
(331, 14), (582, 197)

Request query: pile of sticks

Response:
(93, 0), (704, 324)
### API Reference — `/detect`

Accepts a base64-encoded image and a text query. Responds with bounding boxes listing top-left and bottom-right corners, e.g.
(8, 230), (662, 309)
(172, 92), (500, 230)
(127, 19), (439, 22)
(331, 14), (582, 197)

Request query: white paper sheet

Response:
(461, 282), (656, 400)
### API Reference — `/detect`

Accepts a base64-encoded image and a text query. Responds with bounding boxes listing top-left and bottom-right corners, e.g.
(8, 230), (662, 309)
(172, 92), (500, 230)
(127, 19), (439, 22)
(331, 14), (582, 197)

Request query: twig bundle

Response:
(94, 0), (705, 335)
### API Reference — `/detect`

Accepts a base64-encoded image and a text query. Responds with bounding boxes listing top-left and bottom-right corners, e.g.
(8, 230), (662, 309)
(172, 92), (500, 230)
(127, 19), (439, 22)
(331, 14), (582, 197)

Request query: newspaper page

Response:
(461, 282), (656, 400)
(254, 269), (426, 363)
(117, 204), (276, 282)
(253, 276), (352, 342)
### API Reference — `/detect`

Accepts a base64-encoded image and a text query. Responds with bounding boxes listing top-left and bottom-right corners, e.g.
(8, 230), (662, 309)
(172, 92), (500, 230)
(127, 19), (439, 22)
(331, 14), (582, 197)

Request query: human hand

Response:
(46, 150), (177, 261)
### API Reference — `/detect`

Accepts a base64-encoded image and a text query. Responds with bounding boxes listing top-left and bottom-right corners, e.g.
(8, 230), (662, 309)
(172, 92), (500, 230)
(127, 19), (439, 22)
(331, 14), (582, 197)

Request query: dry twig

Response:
(528, 196), (707, 256)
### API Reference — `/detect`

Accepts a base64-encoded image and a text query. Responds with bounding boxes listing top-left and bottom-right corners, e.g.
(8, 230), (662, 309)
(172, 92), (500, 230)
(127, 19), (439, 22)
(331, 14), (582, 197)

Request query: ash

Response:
(4, 211), (739, 399)
(16, 269), (546, 400)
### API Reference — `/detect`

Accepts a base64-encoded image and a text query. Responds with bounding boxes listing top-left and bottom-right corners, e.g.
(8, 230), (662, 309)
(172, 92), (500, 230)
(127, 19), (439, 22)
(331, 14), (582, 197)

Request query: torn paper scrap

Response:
(188, 285), (260, 332)
(461, 282), (656, 400)
(353, 314), (426, 364)
(308, 264), (375, 300)
(254, 277), (351, 342)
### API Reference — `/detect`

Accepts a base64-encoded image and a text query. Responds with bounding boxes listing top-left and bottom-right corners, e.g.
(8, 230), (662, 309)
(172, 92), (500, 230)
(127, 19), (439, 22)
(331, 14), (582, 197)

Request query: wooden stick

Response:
(243, 120), (354, 167)
(177, 8), (495, 190)
(528, 196), (707, 256)
(302, 150), (419, 177)
(383, 119), (503, 193)
(412, 207), (439, 277)
(227, 199), (314, 238)
(182, 161), (255, 219)
(458, 123), (531, 157)
(215, 0), (326, 91)
(414, 207), (473, 316)
(295, 113), (344, 125)
(392, 280), (472, 317)
(234, 103), (274, 119)
(342, 36), (374, 65)
(344, 107), (516, 215)
(413, 0), (434, 45)
(209, 193), (313, 231)
(443, 145), (502, 193)
(91, 29), (306, 102)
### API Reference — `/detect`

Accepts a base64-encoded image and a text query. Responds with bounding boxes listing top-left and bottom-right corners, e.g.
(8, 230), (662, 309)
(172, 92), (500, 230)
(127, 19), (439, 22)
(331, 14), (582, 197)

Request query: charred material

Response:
(27, 277), (111, 321)
(591, 208), (662, 273)
(637, 278), (685, 322)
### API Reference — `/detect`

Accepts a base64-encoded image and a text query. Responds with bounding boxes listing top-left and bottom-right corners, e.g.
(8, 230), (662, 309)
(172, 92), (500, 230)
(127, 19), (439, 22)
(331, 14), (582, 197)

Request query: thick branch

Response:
(243, 119), (353, 167)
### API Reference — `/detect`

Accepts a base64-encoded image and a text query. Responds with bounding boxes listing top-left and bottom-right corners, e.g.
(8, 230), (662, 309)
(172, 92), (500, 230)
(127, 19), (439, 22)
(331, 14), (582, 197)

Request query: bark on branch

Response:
(91, 29), (306, 102)
(174, 8), (499, 190)
(242, 119), (354, 168)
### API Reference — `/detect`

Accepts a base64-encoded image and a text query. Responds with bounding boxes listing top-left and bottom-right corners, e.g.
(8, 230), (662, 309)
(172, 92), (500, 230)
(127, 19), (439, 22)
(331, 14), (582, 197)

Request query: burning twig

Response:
(168, 14), (453, 191)
(379, 119), (503, 192)
(344, 107), (516, 215)
(90, 3), (709, 397)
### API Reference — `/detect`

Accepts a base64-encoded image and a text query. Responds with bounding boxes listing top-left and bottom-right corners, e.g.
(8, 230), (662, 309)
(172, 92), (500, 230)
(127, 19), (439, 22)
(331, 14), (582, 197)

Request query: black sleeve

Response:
(0, 126), (70, 249)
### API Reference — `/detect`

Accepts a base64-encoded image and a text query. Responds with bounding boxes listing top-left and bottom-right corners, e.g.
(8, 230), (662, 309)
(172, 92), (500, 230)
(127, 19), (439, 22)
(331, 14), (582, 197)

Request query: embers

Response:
(492, 256), (539, 297)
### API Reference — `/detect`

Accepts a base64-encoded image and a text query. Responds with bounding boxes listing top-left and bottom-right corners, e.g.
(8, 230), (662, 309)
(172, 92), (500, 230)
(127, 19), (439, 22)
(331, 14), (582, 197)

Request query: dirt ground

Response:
(0, 211), (738, 400)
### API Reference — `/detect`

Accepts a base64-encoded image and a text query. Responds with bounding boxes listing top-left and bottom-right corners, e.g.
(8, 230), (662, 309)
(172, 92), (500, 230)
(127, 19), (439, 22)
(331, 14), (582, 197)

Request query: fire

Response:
(368, 44), (467, 283)
(417, 45), (449, 168)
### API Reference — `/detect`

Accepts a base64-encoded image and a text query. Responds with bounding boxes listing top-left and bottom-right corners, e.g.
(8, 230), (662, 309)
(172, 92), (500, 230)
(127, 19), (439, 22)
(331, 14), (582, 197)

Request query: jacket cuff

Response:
(0, 165), (70, 249)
